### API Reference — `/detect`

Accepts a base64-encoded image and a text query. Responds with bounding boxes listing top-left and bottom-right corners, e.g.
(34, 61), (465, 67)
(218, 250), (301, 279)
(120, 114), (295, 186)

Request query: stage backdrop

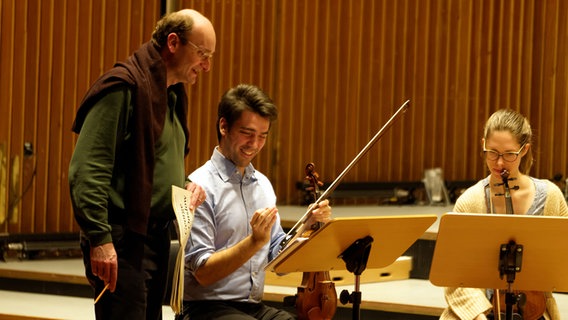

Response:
(0, 0), (567, 234)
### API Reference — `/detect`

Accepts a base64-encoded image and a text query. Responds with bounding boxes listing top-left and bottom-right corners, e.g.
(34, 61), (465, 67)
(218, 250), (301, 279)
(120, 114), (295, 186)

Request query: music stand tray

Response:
(266, 215), (437, 274)
(430, 213), (568, 292)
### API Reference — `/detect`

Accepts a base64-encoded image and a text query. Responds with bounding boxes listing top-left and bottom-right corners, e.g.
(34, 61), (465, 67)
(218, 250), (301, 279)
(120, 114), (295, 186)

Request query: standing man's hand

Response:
(185, 182), (206, 210)
(90, 242), (118, 292)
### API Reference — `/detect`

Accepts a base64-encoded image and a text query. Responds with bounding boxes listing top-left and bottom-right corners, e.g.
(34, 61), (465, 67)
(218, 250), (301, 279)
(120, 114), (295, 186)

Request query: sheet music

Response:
(169, 185), (195, 314)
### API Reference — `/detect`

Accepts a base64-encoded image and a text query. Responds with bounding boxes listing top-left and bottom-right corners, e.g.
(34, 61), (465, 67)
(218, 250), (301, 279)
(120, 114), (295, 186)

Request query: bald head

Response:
(151, 9), (215, 49)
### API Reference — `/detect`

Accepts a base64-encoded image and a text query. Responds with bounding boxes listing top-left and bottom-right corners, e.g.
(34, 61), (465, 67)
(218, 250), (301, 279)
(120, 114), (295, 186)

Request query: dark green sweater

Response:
(69, 41), (189, 244)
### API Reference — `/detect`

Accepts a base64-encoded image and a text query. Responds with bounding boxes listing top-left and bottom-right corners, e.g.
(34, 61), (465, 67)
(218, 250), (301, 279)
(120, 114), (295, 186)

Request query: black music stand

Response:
(430, 213), (568, 320)
(266, 215), (437, 320)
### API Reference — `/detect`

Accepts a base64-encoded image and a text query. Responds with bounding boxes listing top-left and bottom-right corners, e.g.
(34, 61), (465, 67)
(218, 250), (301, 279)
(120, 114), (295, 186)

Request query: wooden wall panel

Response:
(180, 0), (280, 184)
(0, 0), (161, 234)
(1, 0), (567, 235)
(182, 0), (568, 205)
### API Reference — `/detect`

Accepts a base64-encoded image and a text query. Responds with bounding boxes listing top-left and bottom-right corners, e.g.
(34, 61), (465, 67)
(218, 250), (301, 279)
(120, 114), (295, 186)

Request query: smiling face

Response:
(163, 10), (216, 86)
(168, 34), (215, 85)
(218, 110), (270, 174)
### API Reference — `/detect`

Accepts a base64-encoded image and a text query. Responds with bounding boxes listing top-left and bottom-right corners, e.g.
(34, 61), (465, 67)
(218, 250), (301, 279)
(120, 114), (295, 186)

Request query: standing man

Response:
(177, 84), (333, 320)
(68, 9), (214, 320)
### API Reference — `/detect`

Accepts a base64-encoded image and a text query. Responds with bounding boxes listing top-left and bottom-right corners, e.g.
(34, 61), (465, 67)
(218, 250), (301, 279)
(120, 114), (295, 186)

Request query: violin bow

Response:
(281, 99), (411, 250)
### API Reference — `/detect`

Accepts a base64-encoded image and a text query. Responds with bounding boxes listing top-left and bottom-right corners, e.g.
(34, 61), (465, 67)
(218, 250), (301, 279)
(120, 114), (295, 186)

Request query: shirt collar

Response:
(211, 147), (257, 183)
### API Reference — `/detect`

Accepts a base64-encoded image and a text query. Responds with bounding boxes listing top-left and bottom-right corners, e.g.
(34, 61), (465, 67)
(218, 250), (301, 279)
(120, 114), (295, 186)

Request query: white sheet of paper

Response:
(169, 185), (195, 314)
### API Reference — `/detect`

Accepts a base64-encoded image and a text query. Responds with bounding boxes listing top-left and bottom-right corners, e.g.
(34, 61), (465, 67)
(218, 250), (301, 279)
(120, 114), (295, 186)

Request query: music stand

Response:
(430, 213), (568, 319)
(266, 215), (437, 320)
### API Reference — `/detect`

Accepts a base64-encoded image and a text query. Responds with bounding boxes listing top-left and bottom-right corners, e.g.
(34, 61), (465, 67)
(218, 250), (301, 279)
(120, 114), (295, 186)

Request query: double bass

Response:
(490, 169), (546, 320)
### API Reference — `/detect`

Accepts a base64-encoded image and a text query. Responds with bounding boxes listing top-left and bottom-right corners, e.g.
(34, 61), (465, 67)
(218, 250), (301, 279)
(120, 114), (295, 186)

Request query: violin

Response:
(294, 163), (337, 320)
(490, 169), (546, 320)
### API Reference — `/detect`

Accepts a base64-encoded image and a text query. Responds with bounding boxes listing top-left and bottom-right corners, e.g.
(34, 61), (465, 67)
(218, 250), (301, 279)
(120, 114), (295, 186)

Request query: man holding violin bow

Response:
(175, 84), (332, 320)
(440, 109), (568, 320)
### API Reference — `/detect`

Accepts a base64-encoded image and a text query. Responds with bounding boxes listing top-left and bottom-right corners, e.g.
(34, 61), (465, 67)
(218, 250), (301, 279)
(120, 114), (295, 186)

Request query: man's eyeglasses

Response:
(187, 40), (213, 61)
(483, 142), (526, 162)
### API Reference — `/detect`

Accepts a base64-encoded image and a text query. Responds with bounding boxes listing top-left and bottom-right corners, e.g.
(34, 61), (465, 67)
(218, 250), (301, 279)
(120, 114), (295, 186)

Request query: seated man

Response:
(177, 84), (332, 320)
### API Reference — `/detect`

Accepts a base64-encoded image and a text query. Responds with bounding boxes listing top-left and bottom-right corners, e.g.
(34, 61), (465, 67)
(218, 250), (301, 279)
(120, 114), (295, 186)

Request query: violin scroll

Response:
(303, 163), (325, 234)
(304, 163), (324, 195)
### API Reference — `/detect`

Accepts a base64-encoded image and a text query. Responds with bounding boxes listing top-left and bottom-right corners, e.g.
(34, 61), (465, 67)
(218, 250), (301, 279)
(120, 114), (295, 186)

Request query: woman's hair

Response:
(483, 109), (533, 174)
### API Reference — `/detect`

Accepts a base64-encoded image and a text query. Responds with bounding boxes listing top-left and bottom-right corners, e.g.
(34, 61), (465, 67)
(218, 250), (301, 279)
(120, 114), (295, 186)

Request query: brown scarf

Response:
(72, 41), (190, 236)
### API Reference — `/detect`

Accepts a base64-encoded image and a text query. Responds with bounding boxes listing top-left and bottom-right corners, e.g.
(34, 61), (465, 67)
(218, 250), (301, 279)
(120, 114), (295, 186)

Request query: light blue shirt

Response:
(183, 147), (287, 302)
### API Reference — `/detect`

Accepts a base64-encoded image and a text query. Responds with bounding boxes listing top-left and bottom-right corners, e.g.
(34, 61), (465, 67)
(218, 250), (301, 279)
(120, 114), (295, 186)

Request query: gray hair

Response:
(151, 11), (194, 48)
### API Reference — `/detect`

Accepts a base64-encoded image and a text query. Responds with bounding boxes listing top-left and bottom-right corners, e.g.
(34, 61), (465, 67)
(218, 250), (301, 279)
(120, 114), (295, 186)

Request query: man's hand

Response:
(194, 207), (278, 286)
(307, 199), (332, 225)
(185, 182), (206, 210)
(250, 207), (278, 246)
(90, 242), (118, 292)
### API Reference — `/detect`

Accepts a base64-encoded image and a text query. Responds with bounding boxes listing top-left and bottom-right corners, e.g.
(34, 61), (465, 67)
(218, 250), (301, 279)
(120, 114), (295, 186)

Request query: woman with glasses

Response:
(440, 108), (568, 320)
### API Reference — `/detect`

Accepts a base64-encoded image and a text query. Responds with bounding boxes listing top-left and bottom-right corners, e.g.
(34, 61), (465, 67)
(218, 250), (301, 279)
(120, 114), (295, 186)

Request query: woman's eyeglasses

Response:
(483, 142), (526, 162)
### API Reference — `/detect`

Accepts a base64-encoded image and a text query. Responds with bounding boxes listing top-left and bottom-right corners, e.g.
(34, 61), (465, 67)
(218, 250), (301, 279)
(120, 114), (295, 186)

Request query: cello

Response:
(294, 163), (337, 320)
(490, 169), (546, 320)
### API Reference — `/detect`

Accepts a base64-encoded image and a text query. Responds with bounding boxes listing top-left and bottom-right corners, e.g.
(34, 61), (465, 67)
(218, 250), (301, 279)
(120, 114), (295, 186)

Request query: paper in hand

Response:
(169, 185), (196, 314)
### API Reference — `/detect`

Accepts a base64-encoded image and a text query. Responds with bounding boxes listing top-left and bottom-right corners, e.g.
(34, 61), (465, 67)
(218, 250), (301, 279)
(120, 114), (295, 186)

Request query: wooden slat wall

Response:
(0, 0), (161, 234)
(0, 0), (567, 234)
(181, 0), (280, 177)
(184, 0), (568, 204)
